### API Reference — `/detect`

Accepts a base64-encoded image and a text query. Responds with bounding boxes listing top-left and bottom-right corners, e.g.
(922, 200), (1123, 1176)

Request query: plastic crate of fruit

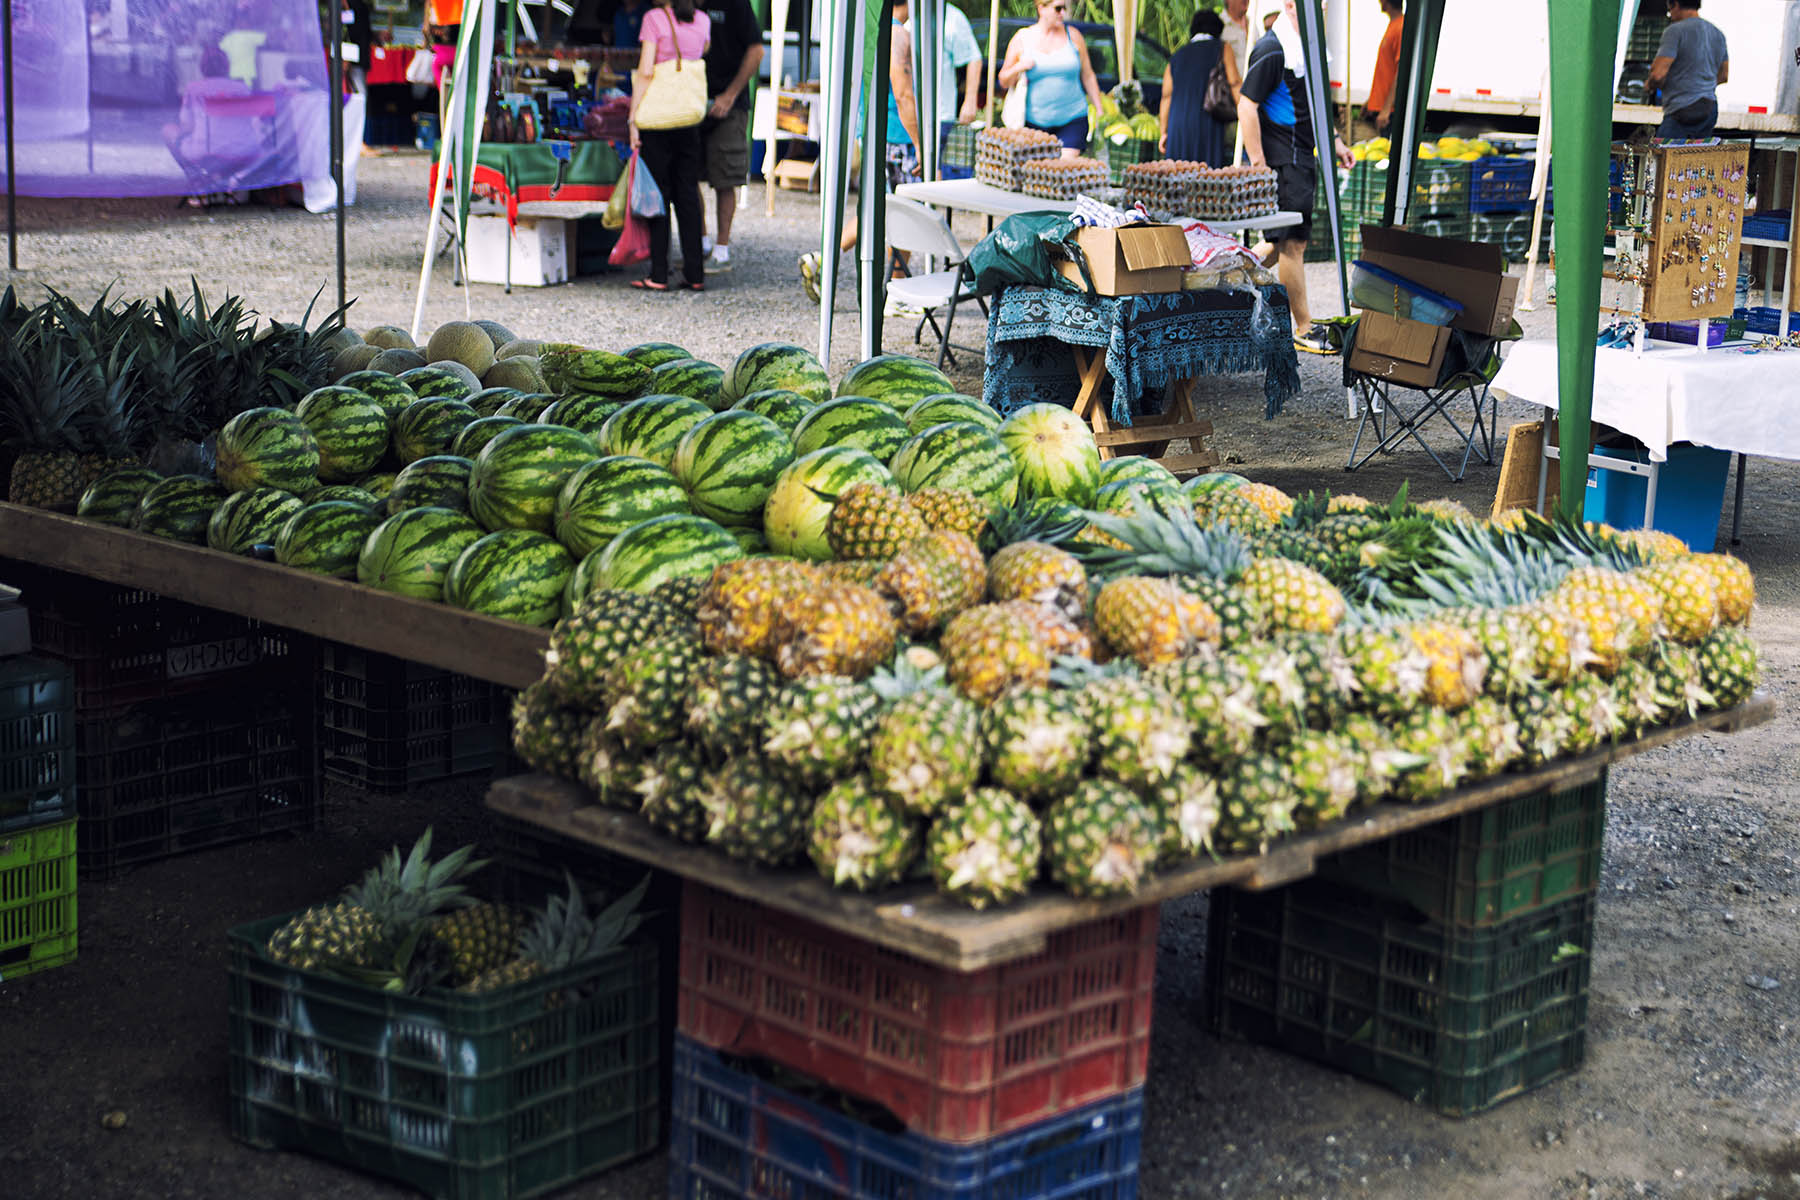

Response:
(1469, 155), (1545, 214)
(677, 881), (1156, 1143)
(0, 816), (77, 981)
(1090, 134), (1160, 185)
(1411, 160), (1470, 215)
(228, 911), (662, 1200)
(1206, 877), (1594, 1117)
(319, 642), (510, 793)
(668, 1036), (1143, 1200)
(0, 654), (75, 833)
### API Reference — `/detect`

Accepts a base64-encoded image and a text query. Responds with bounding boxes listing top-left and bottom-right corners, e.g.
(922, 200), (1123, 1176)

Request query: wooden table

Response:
(1072, 352), (1218, 472)
(488, 694), (1772, 973)
(895, 177), (1305, 240)
(0, 504), (548, 688)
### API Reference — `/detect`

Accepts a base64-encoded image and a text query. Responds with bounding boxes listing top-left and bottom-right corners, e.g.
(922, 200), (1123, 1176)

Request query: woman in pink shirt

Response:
(628, 0), (711, 290)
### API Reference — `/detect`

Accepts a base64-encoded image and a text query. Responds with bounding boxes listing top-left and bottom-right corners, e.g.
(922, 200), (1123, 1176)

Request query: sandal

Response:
(631, 278), (671, 291)
(679, 280), (705, 292)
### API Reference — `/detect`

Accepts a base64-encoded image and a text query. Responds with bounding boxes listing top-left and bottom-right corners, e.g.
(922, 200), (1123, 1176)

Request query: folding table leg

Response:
(1731, 453), (1747, 546)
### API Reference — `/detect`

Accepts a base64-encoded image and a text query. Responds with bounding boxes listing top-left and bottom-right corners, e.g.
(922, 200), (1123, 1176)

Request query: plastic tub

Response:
(1350, 260), (1466, 326)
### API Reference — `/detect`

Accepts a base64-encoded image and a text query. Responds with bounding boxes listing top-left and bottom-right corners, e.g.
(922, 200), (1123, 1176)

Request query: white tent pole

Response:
(985, 0), (999, 124)
(766, 0), (791, 216)
(411, 0), (494, 338)
(818, 0), (860, 368)
(916, 0), (941, 183)
(859, 0), (890, 360)
(1113, 0), (1136, 97)
(1518, 73), (1553, 311)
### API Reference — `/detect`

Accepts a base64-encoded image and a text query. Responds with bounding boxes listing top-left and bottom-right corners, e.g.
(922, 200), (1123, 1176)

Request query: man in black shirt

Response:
(701, 0), (765, 271)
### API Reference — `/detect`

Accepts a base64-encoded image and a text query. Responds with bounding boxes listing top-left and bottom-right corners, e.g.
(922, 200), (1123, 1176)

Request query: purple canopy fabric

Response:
(1, 0), (332, 198)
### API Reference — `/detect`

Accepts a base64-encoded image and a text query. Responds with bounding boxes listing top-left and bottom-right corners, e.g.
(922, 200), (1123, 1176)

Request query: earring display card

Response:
(1643, 143), (1750, 323)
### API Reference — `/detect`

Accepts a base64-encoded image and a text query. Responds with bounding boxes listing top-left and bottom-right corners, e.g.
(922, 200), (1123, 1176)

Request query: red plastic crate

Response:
(677, 881), (1157, 1144)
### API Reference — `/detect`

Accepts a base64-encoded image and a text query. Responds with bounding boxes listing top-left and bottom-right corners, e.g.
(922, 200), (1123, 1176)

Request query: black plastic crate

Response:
(0, 655), (75, 833)
(1206, 877), (1593, 1117)
(320, 643), (509, 793)
(76, 684), (319, 879)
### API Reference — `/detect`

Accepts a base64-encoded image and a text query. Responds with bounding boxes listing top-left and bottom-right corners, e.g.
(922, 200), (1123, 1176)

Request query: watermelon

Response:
(539, 345), (652, 398)
(670, 411), (795, 527)
(295, 386), (390, 482)
(304, 484), (380, 508)
(392, 398), (479, 464)
(590, 513), (742, 594)
(77, 467), (163, 527)
(623, 341), (692, 368)
(468, 387), (524, 417)
(762, 447), (892, 560)
(730, 525), (768, 554)
(338, 370), (418, 418)
(650, 358), (729, 411)
(444, 528), (575, 626)
(1093, 476), (1182, 517)
(496, 392), (558, 420)
(1019, 496), (1088, 529)
(450, 415), (526, 460)
(1182, 471), (1250, 495)
(998, 403), (1102, 507)
(387, 455), (475, 515)
(904, 393), (1001, 435)
(790, 397), (911, 460)
(357, 506), (484, 600)
(398, 364), (478, 401)
(275, 501), (383, 577)
(537, 394), (625, 437)
(468, 423), (602, 533)
(206, 486), (304, 555)
(358, 472), (398, 500)
(598, 395), (713, 467)
(554, 455), (691, 559)
(731, 388), (814, 435)
(889, 422), (1019, 507)
(835, 354), (955, 411)
(724, 342), (832, 406)
(1097, 455), (1180, 491)
(216, 407), (320, 494)
(133, 475), (226, 543)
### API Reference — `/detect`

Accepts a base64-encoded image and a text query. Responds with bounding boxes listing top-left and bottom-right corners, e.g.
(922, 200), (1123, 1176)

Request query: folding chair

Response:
(176, 92), (279, 202)
(883, 195), (988, 369)
(1346, 334), (1512, 483)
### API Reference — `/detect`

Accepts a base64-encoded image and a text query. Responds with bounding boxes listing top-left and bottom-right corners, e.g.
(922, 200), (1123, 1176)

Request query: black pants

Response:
(636, 124), (704, 286)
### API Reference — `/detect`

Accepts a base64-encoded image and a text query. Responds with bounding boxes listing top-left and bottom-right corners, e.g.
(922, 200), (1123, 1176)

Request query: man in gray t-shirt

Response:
(1649, 0), (1729, 138)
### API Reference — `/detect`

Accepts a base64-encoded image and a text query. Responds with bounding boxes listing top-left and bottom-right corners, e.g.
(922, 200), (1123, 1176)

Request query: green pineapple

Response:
(1274, 632), (1357, 729)
(701, 755), (811, 865)
(1171, 573), (1267, 646)
(928, 787), (1042, 909)
(1609, 658), (1670, 736)
(1457, 696), (1524, 778)
(544, 589), (693, 706)
(1146, 763), (1220, 863)
(1283, 731), (1359, 828)
(577, 716), (646, 808)
(807, 774), (921, 890)
(604, 632), (707, 748)
(1226, 642), (1307, 740)
(1311, 509), (1384, 578)
(1337, 712), (1418, 806)
(1084, 675), (1192, 788)
(1340, 626), (1429, 718)
(1392, 708), (1471, 802)
(1252, 528), (1335, 575)
(263, 901), (384, 973)
(1557, 672), (1623, 755)
(1650, 640), (1715, 719)
(638, 741), (712, 843)
(461, 872), (648, 993)
(687, 653), (784, 757)
(1149, 655), (1266, 768)
(510, 681), (587, 780)
(1446, 606), (1537, 698)
(1044, 780), (1160, 898)
(761, 676), (882, 788)
(652, 572), (709, 617)
(1697, 626), (1759, 707)
(867, 673), (983, 818)
(1511, 687), (1577, 766)
(1214, 753), (1297, 855)
(434, 903), (528, 984)
(982, 688), (1091, 803)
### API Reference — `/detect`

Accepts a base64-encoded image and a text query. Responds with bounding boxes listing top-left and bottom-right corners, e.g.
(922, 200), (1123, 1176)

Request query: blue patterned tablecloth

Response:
(983, 285), (1301, 425)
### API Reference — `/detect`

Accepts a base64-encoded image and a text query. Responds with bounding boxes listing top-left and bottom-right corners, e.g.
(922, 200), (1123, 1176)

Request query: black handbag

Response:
(1204, 56), (1237, 123)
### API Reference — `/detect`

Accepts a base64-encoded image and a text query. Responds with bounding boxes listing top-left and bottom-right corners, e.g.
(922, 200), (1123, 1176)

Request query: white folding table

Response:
(893, 177), (1303, 239)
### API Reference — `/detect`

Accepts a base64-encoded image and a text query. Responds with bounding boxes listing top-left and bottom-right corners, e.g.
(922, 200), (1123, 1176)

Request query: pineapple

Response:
(2, 300), (143, 508)
(545, 590), (693, 706)
(701, 754), (812, 864)
(762, 676), (882, 787)
(1511, 687), (1577, 766)
(821, 558), (891, 589)
(1274, 632), (1357, 729)
(826, 482), (929, 560)
(652, 573), (709, 617)
(1239, 557), (1346, 634)
(1416, 497), (1476, 524)
(773, 580), (898, 679)
(1235, 480), (1295, 524)
(867, 679), (983, 818)
(1391, 708), (1471, 802)
(1557, 672), (1624, 755)
(1252, 528), (1336, 575)
(1283, 730), (1359, 828)
(638, 741), (712, 843)
(1617, 528), (1689, 561)
(907, 486), (989, 539)
(1002, 600), (1094, 661)
(1214, 753), (1298, 854)
(605, 633), (707, 748)
(1542, 586), (1635, 678)
(697, 558), (823, 659)
(1172, 574), (1267, 647)
(1085, 675), (1193, 788)
(1457, 695), (1524, 776)
(983, 688), (1091, 803)
(1650, 640), (1715, 718)
(1147, 764), (1221, 863)
(510, 681), (586, 780)
(878, 530), (987, 635)
(1488, 507), (1530, 533)
(808, 774), (921, 890)
(1092, 576), (1220, 668)
(941, 603), (1052, 703)
(987, 541), (1088, 623)
(1407, 620), (1488, 711)
(434, 903), (528, 984)
(1192, 488), (1275, 533)
(1690, 553), (1754, 625)
(928, 788), (1042, 909)
(577, 717), (645, 808)
(687, 653), (784, 757)
(1327, 493), (1376, 513)
(264, 901), (383, 973)
(1609, 659), (1670, 736)
(1634, 559), (1720, 643)
(1512, 602), (1592, 686)
(1150, 655), (1266, 768)
(461, 873), (648, 993)
(1553, 566), (1660, 665)
(1697, 626), (1759, 707)
(1227, 641), (1308, 738)
(1337, 711), (1418, 806)
(1044, 780), (1160, 898)
(1341, 626), (1430, 717)
(1446, 607), (1537, 698)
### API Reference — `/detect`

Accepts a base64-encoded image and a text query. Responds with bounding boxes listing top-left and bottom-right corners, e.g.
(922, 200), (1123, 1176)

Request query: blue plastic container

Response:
(1350, 260), (1466, 326)
(668, 1037), (1143, 1199)
(1584, 442), (1730, 552)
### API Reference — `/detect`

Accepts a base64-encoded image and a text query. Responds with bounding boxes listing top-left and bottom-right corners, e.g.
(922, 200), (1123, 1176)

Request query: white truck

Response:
(1323, 0), (1800, 134)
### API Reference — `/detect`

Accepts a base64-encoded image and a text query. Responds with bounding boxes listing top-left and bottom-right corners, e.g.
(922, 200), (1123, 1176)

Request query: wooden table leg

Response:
(1089, 374), (1220, 475)
(1070, 347), (1117, 459)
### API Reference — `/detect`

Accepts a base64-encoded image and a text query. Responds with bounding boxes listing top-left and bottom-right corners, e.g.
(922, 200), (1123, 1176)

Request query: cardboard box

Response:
(464, 215), (569, 287)
(1347, 310), (1453, 387)
(1357, 224), (1519, 336)
(1057, 224), (1192, 296)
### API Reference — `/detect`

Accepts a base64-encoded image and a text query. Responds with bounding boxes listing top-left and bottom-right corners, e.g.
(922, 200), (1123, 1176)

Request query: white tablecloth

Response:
(1491, 337), (1800, 463)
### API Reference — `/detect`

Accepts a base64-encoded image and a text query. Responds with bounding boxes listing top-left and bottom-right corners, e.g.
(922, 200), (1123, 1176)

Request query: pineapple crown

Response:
(1047, 653), (1139, 689)
(1280, 491), (1333, 531)
(522, 871), (651, 971)
(868, 654), (951, 701)
(344, 827), (487, 936)
(985, 494), (1088, 550)
(1075, 502), (1255, 583)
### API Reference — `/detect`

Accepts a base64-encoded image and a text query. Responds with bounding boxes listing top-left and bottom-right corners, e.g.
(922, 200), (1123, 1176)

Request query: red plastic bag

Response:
(609, 157), (649, 267)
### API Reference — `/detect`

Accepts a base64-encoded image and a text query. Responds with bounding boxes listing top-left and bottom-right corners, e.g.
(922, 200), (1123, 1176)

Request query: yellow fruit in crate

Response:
(1370, 137), (1391, 152)
(1130, 113), (1161, 139)
(1418, 145), (1439, 159)
(1456, 152), (1482, 162)
(1437, 136), (1466, 153)
(1351, 145), (1369, 162)
(1105, 121), (1133, 142)
(1469, 139), (1495, 156)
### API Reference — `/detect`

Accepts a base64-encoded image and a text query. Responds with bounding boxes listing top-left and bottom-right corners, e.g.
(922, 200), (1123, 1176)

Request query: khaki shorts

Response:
(703, 106), (750, 191)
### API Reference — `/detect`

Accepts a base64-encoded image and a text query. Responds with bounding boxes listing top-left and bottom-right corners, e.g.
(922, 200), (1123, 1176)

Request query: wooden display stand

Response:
(1640, 142), (1750, 334)
(1069, 347), (1220, 474)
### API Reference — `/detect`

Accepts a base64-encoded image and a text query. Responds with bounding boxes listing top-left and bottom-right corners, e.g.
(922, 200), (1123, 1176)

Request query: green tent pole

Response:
(818, 0), (859, 368)
(1296, 0), (1347, 315)
(858, 0), (892, 359)
(506, 0), (516, 57)
(1383, 0), (1442, 228)
(1547, 0), (1621, 517)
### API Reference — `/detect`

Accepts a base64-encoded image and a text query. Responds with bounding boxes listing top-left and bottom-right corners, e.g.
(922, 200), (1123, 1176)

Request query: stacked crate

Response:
(1410, 159), (1472, 242)
(0, 654), (78, 980)
(318, 642), (511, 793)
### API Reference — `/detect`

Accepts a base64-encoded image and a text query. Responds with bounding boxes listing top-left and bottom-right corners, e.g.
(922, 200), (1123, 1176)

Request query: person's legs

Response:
(636, 130), (674, 284)
(670, 127), (706, 287)
(704, 107), (750, 266)
(1276, 235), (1311, 331)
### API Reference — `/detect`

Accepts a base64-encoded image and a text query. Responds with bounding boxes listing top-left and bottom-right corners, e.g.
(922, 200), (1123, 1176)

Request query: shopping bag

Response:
(629, 153), (665, 219)
(634, 10), (708, 130)
(610, 201), (651, 266)
(603, 156), (631, 230)
(404, 50), (435, 86)
(1001, 75), (1028, 129)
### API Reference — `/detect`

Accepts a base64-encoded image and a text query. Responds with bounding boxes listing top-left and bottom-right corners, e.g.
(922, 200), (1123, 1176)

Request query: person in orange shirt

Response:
(1365, 0), (1403, 136)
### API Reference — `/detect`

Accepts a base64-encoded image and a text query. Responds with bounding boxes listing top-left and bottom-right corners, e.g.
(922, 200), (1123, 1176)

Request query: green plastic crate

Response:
(1317, 773), (1605, 927)
(0, 655), (74, 833)
(1412, 160), (1470, 215)
(228, 913), (662, 1199)
(0, 817), (78, 981)
(1412, 212), (1473, 242)
(1205, 878), (1592, 1117)
(1090, 134), (1160, 185)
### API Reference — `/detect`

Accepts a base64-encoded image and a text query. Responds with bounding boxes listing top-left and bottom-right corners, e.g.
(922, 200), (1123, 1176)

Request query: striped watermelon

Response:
(468, 423), (602, 533)
(77, 467), (163, 527)
(1097, 455), (1179, 491)
(791, 398), (911, 460)
(998, 403), (1101, 507)
(216, 407), (320, 494)
(304, 484), (380, 508)
(450, 415), (525, 460)
(731, 388), (814, 435)
(207, 487), (304, 555)
(444, 529), (575, 626)
(357, 506), (484, 600)
(275, 501), (383, 577)
(338, 370), (418, 418)
(591, 513), (743, 594)
(889, 422), (1019, 507)
(762, 447), (892, 560)
(1093, 476), (1182, 518)
(670, 411), (795, 527)
(133, 475), (226, 543)
(650, 358), (728, 411)
(554, 455), (690, 559)
(357, 472), (398, 500)
(623, 341), (692, 368)
(495, 392), (558, 420)
(392, 398), (479, 464)
(904, 393), (1001, 434)
(295, 386), (390, 482)
(387, 455), (475, 515)
(1182, 471), (1249, 495)
(469, 387), (524, 417)
(730, 526), (768, 554)
(598, 395), (713, 467)
(537, 394), (625, 437)
(835, 354), (954, 411)
(724, 342), (832, 406)
(398, 364), (478, 401)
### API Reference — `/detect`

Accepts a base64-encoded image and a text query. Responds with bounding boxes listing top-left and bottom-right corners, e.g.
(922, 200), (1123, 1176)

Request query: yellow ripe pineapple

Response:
(1001, 600), (1093, 661)
(1093, 576), (1221, 668)
(826, 483), (929, 560)
(907, 487), (989, 540)
(774, 581), (899, 679)
(987, 541), (1088, 622)
(1326, 493), (1376, 513)
(1556, 566), (1660, 657)
(1545, 586), (1635, 677)
(1407, 620), (1488, 710)
(1511, 601), (1592, 685)
(1235, 481), (1294, 523)
(1239, 557), (1345, 634)
(1633, 558), (1720, 643)
(941, 603), (1052, 703)
(1488, 507), (1530, 533)
(1618, 527), (1689, 562)
(1417, 497), (1476, 523)
(696, 558), (822, 659)
(821, 559), (890, 588)
(878, 530), (987, 635)
(1689, 553), (1755, 625)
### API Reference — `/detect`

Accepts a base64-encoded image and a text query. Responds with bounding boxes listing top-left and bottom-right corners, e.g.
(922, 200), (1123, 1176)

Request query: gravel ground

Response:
(2, 153), (1798, 1200)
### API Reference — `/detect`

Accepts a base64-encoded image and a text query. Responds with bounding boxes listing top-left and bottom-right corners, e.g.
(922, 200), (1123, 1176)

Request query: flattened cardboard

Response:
(1058, 224), (1192, 295)
(1348, 311), (1452, 388)
(1359, 224), (1518, 337)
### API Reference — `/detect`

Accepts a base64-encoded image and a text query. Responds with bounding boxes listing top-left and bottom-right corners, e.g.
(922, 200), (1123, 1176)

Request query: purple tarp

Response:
(1, 0), (333, 198)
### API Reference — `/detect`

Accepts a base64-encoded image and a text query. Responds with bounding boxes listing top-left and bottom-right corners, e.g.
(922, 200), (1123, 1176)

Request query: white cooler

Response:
(464, 215), (570, 287)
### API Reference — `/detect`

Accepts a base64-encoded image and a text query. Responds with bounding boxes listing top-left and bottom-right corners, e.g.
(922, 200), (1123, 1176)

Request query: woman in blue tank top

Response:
(998, 0), (1105, 154)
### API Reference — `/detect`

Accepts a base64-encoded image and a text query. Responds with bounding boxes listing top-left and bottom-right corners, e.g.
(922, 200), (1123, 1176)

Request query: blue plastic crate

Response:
(1585, 442), (1731, 553)
(668, 1037), (1142, 1199)
(1469, 156), (1546, 214)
